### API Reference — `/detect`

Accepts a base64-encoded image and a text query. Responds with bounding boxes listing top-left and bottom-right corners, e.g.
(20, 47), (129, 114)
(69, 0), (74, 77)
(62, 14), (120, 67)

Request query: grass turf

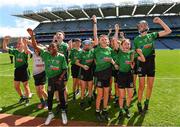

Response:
(0, 50), (180, 126)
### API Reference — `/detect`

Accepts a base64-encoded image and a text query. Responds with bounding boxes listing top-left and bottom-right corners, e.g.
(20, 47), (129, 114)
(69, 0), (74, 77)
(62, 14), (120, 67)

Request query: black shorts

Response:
(117, 71), (134, 89)
(48, 74), (65, 91)
(14, 64), (30, 82)
(33, 71), (46, 86)
(71, 64), (80, 78)
(79, 67), (93, 81)
(138, 55), (155, 77)
(112, 70), (118, 83)
(95, 67), (112, 88)
(96, 79), (111, 88)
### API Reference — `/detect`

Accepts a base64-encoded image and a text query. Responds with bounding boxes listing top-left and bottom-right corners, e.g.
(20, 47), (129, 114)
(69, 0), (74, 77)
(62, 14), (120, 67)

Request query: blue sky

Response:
(0, 0), (179, 37)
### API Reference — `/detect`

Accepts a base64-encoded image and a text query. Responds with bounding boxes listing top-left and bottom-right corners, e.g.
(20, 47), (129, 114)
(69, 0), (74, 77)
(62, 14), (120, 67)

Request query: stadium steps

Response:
(158, 39), (173, 50)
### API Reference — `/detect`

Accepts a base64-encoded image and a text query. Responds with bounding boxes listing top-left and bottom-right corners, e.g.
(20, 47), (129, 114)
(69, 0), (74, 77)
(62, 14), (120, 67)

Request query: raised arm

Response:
(113, 24), (120, 50)
(22, 38), (33, 54)
(153, 17), (172, 37)
(114, 24), (119, 40)
(2, 36), (11, 51)
(27, 28), (42, 52)
(107, 28), (112, 37)
(92, 15), (98, 46)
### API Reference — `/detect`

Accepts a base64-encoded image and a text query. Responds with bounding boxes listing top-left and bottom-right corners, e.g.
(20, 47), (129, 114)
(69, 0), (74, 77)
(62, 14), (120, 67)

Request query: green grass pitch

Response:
(0, 50), (180, 126)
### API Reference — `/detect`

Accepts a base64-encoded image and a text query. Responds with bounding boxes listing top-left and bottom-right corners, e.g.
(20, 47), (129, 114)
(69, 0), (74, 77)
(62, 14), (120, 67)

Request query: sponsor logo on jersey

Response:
(144, 43), (152, 49)
(125, 61), (132, 65)
(16, 58), (23, 62)
(50, 65), (60, 71)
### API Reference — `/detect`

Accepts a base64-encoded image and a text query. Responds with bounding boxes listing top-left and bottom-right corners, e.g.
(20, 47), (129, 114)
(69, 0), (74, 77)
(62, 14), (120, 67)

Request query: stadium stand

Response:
(13, 1), (180, 49)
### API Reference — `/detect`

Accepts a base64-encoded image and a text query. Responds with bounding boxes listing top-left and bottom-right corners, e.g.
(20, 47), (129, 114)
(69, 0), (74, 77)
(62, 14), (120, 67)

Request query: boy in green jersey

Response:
(76, 40), (94, 109)
(134, 17), (172, 114)
(27, 28), (68, 125)
(3, 36), (32, 106)
(114, 39), (145, 119)
(53, 31), (69, 113)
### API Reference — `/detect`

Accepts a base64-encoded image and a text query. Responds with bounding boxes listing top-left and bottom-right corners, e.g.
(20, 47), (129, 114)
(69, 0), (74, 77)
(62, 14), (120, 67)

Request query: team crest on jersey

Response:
(56, 60), (60, 64)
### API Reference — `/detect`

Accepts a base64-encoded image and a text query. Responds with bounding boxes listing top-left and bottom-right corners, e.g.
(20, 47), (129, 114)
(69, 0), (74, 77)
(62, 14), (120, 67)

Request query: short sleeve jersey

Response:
(134, 32), (158, 57)
(40, 49), (67, 78)
(77, 49), (94, 67)
(116, 50), (139, 72)
(93, 45), (112, 72)
(69, 48), (81, 65)
(9, 48), (28, 68)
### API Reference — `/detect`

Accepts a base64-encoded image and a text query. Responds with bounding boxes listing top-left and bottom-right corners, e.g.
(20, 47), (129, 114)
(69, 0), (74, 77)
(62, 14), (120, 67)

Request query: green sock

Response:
(80, 99), (85, 103)
(40, 98), (44, 104)
(145, 99), (149, 105)
(119, 107), (123, 112)
(124, 105), (129, 110)
(137, 102), (142, 106)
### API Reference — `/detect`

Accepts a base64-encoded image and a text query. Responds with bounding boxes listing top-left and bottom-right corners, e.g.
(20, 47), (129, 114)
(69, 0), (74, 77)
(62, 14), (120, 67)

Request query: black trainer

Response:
(125, 108), (131, 118)
(18, 96), (25, 104)
(102, 110), (110, 121)
(25, 98), (29, 106)
(75, 89), (79, 95)
(73, 92), (76, 101)
(144, 101), (149, 112)
(137, 103), (143, 114)
(118, 111), (123, 120)
(80, 101), (86, 110)
(95, 111), (102, 122)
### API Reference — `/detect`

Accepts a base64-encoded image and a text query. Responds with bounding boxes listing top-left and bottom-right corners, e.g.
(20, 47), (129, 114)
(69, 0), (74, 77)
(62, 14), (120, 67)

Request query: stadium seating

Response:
(33, 15), (180, 49)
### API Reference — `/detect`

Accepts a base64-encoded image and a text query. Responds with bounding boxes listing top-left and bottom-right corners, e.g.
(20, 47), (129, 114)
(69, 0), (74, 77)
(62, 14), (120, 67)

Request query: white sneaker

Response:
(45, 112), (54, 125)
(28, 93), (33, 98)
(61, 110), (68, 125)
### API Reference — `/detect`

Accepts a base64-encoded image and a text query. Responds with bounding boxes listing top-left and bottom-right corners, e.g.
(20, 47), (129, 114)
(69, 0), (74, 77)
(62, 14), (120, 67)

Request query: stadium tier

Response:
(13, 2), (180, 49)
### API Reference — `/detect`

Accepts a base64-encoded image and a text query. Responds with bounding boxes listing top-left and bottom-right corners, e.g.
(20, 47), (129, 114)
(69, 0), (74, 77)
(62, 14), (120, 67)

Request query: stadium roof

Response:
(13, 2), (180, 22)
